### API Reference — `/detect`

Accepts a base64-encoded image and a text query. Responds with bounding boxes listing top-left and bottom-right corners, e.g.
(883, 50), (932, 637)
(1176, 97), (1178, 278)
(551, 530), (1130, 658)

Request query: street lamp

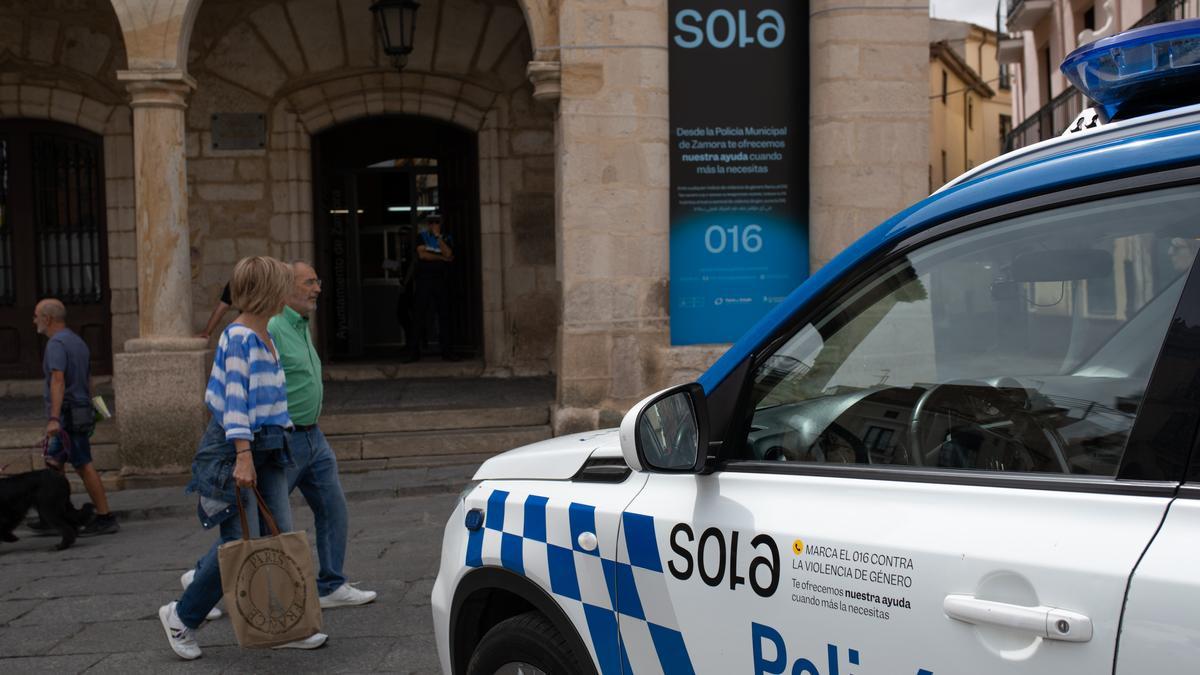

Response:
(371, 0), (420, 71)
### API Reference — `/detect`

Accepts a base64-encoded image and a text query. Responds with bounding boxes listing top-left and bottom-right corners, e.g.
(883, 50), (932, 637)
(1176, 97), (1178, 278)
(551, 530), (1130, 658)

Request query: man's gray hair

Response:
(38, 298), (67, 321)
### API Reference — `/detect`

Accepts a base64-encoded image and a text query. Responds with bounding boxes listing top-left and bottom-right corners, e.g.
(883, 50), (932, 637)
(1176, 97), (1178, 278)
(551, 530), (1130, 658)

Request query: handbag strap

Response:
(234, 485), (282, 540)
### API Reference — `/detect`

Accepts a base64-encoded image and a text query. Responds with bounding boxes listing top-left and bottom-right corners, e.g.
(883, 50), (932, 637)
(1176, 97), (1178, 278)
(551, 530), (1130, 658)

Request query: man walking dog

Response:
(269, 261), (376, 607)
(34, 298), (117, 536)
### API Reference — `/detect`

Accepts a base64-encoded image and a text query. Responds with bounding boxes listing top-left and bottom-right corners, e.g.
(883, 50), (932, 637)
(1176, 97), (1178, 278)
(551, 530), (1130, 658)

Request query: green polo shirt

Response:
(268, 306), (323, 426)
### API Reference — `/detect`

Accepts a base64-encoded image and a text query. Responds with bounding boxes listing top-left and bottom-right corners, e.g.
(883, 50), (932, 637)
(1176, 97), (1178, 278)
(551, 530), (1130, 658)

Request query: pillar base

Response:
(113, 347), (211, 473)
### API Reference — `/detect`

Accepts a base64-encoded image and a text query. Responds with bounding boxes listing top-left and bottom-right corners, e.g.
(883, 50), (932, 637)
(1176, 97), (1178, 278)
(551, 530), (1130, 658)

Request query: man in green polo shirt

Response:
(268, 261), (376, 609)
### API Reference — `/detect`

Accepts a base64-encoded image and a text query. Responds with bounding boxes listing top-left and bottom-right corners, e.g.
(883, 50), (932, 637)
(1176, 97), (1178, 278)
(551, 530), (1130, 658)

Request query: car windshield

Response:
(743, 186), (1200, 476)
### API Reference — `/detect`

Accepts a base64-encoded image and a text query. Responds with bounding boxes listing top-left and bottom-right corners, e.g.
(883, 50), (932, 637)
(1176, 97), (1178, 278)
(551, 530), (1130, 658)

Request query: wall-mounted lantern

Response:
(371, 0), (420, 71)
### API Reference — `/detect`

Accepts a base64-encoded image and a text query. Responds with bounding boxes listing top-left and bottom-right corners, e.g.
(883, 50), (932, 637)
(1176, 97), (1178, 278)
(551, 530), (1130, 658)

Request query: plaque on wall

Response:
(211, 113), (266, 150)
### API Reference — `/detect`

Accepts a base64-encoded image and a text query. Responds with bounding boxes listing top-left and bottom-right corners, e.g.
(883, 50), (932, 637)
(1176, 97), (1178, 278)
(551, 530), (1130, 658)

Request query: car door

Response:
(617, 184), (1200, 674)
(1114, 288), (1200, 673)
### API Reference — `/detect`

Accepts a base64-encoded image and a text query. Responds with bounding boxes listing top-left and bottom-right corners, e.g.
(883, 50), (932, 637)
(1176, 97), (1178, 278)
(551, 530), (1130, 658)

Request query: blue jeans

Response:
(286, 426), (348, 597)
(175, 454), (292, 629)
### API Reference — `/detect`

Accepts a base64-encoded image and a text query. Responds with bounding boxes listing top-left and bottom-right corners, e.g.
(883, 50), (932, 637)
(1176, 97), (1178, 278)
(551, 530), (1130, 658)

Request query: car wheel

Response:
(466, 611), (584, 675)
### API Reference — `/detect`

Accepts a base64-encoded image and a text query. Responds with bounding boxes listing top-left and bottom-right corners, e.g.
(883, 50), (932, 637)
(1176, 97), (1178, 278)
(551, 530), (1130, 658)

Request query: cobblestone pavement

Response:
(0, 490), (460, 673)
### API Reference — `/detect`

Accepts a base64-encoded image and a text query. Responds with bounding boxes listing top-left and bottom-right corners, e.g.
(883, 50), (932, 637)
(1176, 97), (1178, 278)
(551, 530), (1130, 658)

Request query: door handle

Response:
(943, 594), (1093, 642)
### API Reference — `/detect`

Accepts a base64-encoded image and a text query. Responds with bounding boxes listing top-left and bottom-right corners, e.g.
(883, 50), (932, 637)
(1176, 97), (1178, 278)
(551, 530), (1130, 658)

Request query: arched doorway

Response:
(312, 115), (481, 361)
(0, 119), (110, 378)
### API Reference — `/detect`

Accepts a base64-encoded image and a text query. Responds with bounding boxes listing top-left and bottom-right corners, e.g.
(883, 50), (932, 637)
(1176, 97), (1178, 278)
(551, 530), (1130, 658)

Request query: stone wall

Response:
(183, 0), (558, 375)
(809, 1), (930, 269)
(552, 0), (673, 432)
(0, 0), (138, 356)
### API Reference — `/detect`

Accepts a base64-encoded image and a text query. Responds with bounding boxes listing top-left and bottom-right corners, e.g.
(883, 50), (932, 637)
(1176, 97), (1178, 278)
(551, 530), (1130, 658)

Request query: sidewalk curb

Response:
(108, 482), (465, 522)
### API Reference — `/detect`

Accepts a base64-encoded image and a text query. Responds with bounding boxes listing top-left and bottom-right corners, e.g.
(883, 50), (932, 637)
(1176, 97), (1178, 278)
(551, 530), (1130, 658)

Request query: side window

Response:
(739, 187), (1200, 476)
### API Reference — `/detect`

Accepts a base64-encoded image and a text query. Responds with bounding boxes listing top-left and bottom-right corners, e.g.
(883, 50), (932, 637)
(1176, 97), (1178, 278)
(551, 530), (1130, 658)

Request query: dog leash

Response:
(40, 429), (73, 469)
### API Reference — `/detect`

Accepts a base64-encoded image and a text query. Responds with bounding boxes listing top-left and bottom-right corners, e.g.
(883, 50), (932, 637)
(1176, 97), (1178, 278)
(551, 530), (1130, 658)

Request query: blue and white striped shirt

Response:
(204, 324), (291, 442)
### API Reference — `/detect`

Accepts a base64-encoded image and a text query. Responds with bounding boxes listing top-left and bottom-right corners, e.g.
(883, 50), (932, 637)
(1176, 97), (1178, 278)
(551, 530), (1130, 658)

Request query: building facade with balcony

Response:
(929, 19), (1013, 190)
(1000, 0), (1197, 151)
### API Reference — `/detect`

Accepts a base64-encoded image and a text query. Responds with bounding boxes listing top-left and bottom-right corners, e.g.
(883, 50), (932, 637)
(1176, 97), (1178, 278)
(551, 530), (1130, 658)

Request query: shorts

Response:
(47, 432), (93, 469)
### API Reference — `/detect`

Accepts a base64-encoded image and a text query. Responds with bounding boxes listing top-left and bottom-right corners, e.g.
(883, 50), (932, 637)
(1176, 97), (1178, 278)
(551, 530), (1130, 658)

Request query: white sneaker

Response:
(319, 583), (378, 608)
(179, 569), (223, 621)
(159, 602), (202, 660)
(272, 632), (328, 650)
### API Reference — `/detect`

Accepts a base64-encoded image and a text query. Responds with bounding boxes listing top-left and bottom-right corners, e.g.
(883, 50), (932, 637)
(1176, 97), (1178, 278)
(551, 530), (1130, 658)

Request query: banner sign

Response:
(668, 0), (809, 345)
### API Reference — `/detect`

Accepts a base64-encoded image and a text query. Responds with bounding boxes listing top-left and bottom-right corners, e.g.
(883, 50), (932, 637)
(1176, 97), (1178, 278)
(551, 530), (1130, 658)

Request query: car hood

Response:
(472, 428), (623, 481)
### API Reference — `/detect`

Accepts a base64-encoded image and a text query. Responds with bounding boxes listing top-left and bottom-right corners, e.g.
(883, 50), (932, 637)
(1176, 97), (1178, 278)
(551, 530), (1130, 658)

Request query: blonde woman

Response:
(158, 256), (323, 659)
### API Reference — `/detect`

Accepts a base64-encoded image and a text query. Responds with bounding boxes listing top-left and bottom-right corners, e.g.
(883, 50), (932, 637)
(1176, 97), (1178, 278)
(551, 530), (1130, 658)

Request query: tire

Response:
(466, 610), (586, 675)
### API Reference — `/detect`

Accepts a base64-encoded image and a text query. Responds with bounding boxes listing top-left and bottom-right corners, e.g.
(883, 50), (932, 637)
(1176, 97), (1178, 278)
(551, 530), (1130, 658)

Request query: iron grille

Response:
(33, 133), (103, 304)
(1132, 0), (1199, 28)
(1004, 86), (1084, 152)
(0, 139), (10, 306)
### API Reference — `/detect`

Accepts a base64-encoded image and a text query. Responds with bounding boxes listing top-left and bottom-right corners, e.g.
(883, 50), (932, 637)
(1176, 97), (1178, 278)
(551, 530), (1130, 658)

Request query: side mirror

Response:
(619, 383), (708, 473)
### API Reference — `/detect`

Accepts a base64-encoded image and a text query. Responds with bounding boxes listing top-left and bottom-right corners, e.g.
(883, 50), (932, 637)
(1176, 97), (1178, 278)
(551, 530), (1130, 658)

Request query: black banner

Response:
(668, 1), (809, 344)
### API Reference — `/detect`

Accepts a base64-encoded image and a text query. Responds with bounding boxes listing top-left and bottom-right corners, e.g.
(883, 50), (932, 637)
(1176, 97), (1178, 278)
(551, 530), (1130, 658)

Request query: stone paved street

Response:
(0, 489), (460, 673)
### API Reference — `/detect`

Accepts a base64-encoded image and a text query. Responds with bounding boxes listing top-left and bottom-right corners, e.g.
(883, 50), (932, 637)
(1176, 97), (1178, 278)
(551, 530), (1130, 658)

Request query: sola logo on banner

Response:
(673, 8), (786, 49)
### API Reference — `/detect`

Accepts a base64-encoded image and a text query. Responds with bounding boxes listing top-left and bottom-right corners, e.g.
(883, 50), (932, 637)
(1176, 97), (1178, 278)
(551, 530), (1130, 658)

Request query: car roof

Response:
(944, 102), (1200, 191)
(697, 111), (1200, 395)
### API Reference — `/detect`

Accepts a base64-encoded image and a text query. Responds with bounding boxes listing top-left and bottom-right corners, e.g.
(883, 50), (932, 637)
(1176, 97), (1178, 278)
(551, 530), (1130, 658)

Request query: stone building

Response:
(0, 0), (929, 474)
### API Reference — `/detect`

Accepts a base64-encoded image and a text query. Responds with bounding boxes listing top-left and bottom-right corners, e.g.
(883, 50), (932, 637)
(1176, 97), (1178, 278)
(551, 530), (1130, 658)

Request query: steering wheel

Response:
(907, 379), (1069, 472)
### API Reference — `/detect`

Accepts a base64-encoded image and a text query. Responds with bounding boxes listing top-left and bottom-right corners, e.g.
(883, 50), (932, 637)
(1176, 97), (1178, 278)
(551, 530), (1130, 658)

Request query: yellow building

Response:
(929, 20), (1013, 191)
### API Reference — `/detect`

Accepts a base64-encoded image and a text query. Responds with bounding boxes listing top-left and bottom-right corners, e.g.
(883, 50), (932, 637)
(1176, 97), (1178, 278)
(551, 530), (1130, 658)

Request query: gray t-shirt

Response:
(43, 328), (90, 417)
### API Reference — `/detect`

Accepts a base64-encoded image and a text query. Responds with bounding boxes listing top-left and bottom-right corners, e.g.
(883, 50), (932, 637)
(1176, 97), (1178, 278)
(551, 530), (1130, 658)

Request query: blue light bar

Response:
(1061, 18), (1200, 120)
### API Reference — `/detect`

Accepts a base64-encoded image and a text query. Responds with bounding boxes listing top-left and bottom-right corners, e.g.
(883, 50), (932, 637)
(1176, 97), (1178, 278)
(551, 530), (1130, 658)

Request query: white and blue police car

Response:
(433, 19), (1200, 675)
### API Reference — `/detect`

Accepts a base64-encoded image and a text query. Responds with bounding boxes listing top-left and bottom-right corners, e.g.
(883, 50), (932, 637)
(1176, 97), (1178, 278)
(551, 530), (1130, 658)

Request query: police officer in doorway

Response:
(405, 211), (459, 361)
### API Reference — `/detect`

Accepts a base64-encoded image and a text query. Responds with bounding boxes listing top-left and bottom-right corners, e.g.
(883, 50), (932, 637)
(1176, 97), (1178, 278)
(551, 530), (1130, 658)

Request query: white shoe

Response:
(272, 632), (328, 650)
(179, 569), (223, 621)
(159, 602), (202, 660)
(319, 583), (378, 609)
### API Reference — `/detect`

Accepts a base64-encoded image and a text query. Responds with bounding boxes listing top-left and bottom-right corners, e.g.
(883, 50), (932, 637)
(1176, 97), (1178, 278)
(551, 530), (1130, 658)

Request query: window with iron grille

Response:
(33, 134), (103, 304)
(0, 139), (10, 306)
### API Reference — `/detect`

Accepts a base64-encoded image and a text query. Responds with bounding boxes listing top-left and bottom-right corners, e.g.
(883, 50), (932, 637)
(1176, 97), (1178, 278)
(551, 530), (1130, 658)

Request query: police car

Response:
(433, 20), (1200, 674)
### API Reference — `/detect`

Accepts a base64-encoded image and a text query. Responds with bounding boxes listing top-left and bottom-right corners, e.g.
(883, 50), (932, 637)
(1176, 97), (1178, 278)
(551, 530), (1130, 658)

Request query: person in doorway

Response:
(197, 282), (235, 341)
(405, 211), (459, 361)
(159, 256), (326, 660)
(33, 299), (118, 536)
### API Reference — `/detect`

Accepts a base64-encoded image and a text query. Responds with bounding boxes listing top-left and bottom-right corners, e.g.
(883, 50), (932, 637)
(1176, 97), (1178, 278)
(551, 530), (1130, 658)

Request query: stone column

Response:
(112, 70), (211, 473)
(551, 0), (671, 433)
(809, 1), (930, 269)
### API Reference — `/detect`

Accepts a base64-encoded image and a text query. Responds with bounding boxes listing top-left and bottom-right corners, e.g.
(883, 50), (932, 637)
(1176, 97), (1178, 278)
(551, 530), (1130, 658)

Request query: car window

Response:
(739, 186), (1200, 476)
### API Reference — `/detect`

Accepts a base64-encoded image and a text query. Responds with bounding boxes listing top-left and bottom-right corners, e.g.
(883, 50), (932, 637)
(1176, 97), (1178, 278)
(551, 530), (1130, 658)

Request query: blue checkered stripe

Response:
(466, 489), (695, 675)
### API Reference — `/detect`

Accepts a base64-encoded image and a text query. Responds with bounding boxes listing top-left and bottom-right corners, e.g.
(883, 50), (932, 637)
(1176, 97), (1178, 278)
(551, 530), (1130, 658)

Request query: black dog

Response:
(0, 469), (95, 550)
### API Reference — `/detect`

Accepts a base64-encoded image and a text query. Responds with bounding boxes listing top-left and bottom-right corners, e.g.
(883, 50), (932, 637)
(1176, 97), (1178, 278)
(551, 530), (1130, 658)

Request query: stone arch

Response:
(266, 74), (515, 368)
(515, 0), (557, 60)
(109, 0), (205, 71)
(178, 0), (558, 374)
(279, 73), (498, 136)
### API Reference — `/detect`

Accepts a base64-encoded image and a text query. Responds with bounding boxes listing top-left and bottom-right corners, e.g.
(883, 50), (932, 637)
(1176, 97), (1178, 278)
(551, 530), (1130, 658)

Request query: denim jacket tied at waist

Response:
(185, 419), (293, 529)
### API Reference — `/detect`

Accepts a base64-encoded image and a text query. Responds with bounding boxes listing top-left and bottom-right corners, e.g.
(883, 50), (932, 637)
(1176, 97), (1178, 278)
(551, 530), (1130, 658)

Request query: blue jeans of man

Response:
(287, 425), (348, 597)
(176, 455), (292, 630)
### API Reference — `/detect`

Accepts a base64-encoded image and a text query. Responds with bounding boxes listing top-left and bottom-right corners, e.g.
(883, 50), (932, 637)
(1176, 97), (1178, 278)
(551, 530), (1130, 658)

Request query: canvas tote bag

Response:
(218, 487), (322, 648)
